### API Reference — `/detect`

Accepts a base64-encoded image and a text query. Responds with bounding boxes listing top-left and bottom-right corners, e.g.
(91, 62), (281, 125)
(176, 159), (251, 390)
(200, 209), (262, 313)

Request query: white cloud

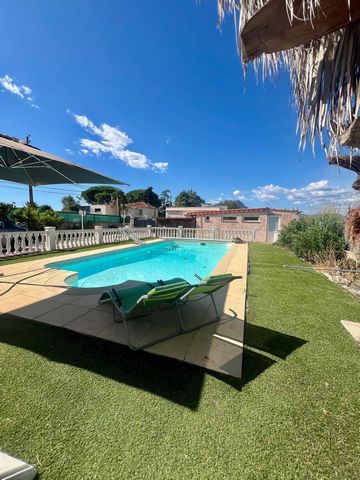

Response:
(152, 162), (168, 173)
(233, 189), (246, 200)
(207, 196), (223, 204)
(252, 180), (359, 207)
(21, 85), (32, 96)
(0, 74), (38, 108)
(70, 111), (168, 172)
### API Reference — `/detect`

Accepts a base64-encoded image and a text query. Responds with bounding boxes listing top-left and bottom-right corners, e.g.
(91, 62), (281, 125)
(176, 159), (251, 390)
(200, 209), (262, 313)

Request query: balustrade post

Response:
(44, 226), (57, 251)
(94, 225), (103, 245)
(177, 225), (183, 238)
(147, 224), (152, 238)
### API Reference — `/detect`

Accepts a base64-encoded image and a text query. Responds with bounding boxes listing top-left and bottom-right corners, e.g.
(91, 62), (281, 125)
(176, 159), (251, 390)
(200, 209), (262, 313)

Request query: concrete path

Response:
(341, 320), (360, 344)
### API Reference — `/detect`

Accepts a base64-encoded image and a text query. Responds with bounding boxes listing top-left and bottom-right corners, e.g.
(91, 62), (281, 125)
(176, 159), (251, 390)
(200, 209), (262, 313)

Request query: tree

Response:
(61, 195), (81, 212)
(215, 199), (247, 209)
(159, 190), (172, 216)
(13, 205), (41, 230)
(81, 186), (126, 205)
(13, 205), (63, 230)
(38, 209), (64, 228)
(38, 204), (53, 213)
(126, 187), (161, 208)
(110, 189), (128, 225)
(0, 202), (16, 221)
(174, 190), (205, 207)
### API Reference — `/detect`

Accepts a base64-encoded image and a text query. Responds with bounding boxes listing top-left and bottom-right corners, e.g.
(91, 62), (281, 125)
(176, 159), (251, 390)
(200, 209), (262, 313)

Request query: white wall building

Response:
(89, 204), (118, 215)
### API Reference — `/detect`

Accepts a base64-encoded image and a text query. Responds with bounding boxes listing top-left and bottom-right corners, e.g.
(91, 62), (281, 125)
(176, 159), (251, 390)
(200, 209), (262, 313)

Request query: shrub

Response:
(38, 210), (64, 229)
(0, 202), (16, 221)
(13, 205), (63, 230)
(277, 212), (346, 263)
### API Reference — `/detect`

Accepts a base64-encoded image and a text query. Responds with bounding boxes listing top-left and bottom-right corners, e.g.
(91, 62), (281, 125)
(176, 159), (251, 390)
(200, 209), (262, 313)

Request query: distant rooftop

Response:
(166, 205), (228, 211)
(127, 202), (158, 209)
(186, 207), (301, 217)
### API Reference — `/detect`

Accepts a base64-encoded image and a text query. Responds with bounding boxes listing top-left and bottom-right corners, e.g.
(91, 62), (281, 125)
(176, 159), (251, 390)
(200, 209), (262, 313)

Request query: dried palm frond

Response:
(217, 0), (360, 153)
(288, 23), (360, 152)
(345, 206), (360, 246)
(338, 116), (360, 148)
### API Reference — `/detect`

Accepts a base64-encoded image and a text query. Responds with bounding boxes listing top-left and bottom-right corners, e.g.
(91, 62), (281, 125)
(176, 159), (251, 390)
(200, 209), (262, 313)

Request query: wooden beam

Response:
(241, 0), (360, 62)
(328, 155), (360, 174)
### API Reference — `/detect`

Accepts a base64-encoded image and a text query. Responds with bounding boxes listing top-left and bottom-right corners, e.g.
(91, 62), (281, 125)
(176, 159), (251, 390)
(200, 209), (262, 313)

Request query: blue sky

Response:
(0, 0), (357, 212)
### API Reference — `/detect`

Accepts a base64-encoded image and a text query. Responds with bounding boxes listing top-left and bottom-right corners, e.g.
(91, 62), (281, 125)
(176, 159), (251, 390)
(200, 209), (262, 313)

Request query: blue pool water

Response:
(47, 240), (231, 288)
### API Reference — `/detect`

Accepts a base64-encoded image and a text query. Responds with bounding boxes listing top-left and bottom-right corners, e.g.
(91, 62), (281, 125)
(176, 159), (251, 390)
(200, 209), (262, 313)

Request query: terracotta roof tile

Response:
(186, 207), (300, 216)
(126, 202), (157, 209)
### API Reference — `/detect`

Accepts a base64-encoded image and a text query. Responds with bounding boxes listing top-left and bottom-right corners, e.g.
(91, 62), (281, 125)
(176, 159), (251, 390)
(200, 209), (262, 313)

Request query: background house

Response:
(124, 202), (158, 227)
(188, 208), (300, 243)
(88, 202), (158, 225)
(89, 204), (118, 215)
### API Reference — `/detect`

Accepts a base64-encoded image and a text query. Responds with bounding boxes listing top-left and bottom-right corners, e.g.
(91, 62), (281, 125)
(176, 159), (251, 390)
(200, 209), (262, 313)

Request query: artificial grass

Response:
(0, 238), (156, 266)
(0, 243), (359, 479)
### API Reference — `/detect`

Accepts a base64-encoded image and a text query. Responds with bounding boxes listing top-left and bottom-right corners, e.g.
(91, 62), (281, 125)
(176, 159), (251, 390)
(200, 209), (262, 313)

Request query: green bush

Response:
(277, 213), (346, 263)
(13, 204), (63, 230)
(38, 210), (64, 229)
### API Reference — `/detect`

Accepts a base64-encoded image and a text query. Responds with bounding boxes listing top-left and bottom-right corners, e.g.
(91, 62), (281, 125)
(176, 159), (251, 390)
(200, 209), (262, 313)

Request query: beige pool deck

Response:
(0, 240), (248, 378)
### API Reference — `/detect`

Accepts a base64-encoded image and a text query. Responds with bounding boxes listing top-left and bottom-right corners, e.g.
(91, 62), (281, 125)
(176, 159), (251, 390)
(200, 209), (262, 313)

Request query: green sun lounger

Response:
(175, 273), (242, 332)
(98, 273), (242, 349)
(98, 278), (191, 350)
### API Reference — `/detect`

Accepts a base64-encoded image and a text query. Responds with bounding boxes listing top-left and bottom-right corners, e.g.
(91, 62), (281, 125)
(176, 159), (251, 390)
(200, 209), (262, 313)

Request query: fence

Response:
(0, 225), (256, 258)
(57, 211), (130, 226)
(152, 227), (256, 242)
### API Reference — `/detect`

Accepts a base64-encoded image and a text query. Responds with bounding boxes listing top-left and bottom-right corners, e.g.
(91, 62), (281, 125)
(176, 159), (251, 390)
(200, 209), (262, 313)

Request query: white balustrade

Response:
(0, 231), (46, 257)
(0, 225), (257, 258)
(152, 227), (256, 242)
(56, 229), (96, 250)
(102, 228), (129, 244)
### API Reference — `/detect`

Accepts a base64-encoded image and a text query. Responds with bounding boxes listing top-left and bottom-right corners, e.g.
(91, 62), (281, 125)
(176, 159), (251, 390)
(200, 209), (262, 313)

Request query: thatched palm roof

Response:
(217, 0), (360, 154)
(328, 155), (360, 191)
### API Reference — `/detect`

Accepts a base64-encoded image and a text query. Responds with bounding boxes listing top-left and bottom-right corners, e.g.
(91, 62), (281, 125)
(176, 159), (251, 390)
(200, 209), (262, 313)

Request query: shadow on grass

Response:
(0, 314), (205, 410)
(214, 323), (307, 390)
(212, 347), (277, 390)
(0, 314), (306, 410)
(244, 323), (307, 359)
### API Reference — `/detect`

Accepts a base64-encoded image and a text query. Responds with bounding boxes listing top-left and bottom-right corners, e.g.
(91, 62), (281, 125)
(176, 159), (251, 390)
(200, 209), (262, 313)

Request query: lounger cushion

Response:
(143, 281), (191, 306)
(188, 273), (241, 297)
(98, 277), (185, 304)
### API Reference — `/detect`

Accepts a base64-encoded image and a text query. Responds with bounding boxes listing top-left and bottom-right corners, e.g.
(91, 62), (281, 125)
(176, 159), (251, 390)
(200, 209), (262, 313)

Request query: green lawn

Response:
(0, 243), (359, 479)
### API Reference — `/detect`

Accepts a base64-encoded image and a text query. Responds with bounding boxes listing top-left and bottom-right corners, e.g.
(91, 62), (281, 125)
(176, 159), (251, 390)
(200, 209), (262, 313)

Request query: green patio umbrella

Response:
(0, 133), (129, 204)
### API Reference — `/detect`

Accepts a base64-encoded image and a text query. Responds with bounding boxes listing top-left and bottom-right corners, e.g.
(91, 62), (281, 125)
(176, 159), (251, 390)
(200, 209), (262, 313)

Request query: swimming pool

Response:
(47, 240), (231, 288)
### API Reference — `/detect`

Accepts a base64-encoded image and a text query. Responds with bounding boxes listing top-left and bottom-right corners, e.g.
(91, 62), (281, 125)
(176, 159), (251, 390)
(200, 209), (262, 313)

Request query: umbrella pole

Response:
(25, 135), (35, 207)
(28, 185), (34, 206)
